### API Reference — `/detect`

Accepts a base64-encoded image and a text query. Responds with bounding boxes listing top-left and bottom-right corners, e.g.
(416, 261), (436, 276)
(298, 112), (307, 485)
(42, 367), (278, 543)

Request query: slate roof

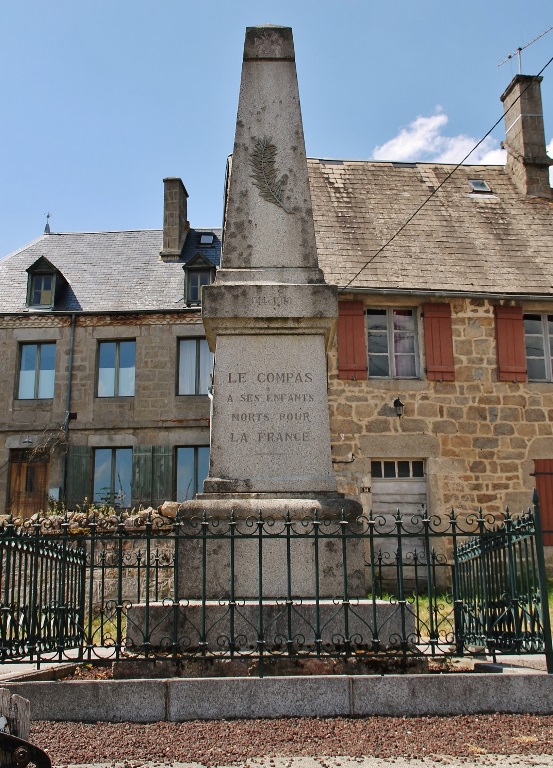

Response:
(308, 160), (553, 296)
(0, 228), (221, 313)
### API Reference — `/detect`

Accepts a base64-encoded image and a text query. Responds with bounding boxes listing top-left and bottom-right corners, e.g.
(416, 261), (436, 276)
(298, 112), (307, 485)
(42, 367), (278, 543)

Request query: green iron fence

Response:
(0, 497), (551, 675)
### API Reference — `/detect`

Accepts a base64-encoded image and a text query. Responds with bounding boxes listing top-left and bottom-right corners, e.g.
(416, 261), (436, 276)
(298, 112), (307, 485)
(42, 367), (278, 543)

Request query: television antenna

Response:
(499, 25), (553, 73)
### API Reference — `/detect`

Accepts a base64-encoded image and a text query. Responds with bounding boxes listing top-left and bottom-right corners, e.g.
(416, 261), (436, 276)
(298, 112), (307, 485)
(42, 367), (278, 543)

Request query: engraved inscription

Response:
(225, 368), (316, 446)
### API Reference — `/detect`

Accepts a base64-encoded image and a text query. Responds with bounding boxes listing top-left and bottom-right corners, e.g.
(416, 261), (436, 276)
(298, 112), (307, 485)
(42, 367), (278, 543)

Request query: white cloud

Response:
(373, 111), (506, 165)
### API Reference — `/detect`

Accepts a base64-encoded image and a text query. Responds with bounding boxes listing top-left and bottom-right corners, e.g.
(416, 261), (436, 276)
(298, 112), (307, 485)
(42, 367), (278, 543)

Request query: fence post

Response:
(532, 489), (553, 673)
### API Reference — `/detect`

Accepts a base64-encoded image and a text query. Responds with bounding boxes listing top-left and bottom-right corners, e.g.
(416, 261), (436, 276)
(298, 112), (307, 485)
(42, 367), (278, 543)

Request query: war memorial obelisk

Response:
(180, 25), (364, 598)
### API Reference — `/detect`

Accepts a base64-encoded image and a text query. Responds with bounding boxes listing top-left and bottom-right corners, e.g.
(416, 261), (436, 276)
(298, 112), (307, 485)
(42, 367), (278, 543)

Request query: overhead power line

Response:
(338, 55), (553, 294)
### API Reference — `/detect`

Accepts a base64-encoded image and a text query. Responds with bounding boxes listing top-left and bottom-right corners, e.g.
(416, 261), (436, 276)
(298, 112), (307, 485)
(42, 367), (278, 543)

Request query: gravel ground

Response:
(31, 715), (553, 768)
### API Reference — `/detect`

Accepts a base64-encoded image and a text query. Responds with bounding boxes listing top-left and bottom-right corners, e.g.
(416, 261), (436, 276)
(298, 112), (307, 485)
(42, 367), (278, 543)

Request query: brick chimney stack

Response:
(501, 75), (552, 198)
(160, 177), (189, 259)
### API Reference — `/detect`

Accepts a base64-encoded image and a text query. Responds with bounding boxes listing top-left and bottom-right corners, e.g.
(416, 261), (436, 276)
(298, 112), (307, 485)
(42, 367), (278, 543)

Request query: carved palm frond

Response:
(249, 136), (292, 214)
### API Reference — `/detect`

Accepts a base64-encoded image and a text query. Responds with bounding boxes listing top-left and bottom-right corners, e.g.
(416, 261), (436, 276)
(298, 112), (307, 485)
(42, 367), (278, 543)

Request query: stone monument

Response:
(127, 26), (412, 655)
(178, 24), (365, 600)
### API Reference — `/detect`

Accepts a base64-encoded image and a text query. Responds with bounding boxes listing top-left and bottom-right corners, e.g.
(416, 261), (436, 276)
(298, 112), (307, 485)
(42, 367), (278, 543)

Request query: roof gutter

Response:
(339, 286), (553, 302)
(0, 307), (202, 319)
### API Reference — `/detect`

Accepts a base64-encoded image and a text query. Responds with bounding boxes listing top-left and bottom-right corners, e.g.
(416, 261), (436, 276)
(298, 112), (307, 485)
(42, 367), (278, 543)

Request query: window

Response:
(371, 460), (425, 479)
(18, 343), (56, 399)
(29, 274), (54, 306)
(524, 314), (553, 381)
(176, 446), (209, 500)
(178, 338), (213, 395)
(182, 253), (215, 306)
(187, 270), (212, 304)
(98, 340), (136, 397)
(93, 447), (132, 506)
(367, 309), (418, 378)
(468, 179), (492, 194)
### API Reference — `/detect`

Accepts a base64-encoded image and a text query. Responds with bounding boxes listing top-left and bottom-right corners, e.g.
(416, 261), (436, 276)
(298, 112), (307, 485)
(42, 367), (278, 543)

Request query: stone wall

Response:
(0, 312), (210, 514)
(328, 295), (553, 520)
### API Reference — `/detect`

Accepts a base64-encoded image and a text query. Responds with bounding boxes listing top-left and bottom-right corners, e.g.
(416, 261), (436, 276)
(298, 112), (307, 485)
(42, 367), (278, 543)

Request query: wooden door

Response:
(8, 451), (49, 518)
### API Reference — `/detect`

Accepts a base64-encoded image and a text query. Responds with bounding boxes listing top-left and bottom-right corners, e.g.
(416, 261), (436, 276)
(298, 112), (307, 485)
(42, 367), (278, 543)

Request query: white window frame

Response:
(17, 342), (56, 399)
(97, 340), (136, 397)
(524, 313), (553, 382)
(366, 308), (419, 379)
(178, 338), (213, 395)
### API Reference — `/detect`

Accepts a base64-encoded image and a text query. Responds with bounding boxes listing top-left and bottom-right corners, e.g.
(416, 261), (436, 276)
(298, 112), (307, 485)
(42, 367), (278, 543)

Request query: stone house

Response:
(315, 75), (553, 545)
(0, 178), (220, 517)
(1, 72), (552, 549)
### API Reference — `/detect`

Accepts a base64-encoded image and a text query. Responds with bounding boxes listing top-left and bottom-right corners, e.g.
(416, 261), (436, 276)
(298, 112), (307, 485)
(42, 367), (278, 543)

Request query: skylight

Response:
(468, 179), (492, 193)
(200, 234), (214, 245)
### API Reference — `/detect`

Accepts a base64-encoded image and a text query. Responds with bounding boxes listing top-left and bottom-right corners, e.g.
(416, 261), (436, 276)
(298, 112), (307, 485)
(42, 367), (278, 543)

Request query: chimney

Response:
(160, 177), (189, 259)
(501, 75), (552, 198)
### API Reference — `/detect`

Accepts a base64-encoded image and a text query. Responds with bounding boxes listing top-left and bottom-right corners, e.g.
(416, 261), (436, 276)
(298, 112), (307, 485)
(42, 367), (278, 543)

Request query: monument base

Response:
(176, 495), (365, 598)
(125, 599), (415, 655)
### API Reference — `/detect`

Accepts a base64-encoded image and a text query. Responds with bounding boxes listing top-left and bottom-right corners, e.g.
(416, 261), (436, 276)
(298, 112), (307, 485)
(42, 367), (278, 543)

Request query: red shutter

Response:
(423, 303), (455, 381)
(534, 459), (553, 545)
(494, 306), (527, 382)
(337, 301), (368, 380)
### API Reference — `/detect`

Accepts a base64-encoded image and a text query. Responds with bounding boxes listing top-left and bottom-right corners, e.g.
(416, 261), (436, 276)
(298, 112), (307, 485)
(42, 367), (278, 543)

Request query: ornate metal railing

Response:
(0, 498), (551, 675)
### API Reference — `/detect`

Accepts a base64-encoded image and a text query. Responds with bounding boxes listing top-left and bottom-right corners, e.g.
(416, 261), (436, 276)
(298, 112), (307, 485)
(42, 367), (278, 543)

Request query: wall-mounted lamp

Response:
(22, 436), (33, 445)
(393, 397), (404, 418)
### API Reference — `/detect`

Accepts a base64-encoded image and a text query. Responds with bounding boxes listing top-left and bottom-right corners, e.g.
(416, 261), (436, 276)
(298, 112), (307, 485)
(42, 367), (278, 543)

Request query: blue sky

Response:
(1, 1), (552, 257)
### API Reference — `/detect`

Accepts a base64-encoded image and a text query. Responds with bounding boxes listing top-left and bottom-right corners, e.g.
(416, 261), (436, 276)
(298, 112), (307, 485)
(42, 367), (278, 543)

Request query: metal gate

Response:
(0, 524), (86, 662)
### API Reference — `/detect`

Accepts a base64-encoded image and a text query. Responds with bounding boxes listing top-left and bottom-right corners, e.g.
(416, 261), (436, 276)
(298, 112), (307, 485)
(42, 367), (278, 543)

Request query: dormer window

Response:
(26, 257), (65, 309)
(182, 253), (215, 306)
(30, 273), (54, 306)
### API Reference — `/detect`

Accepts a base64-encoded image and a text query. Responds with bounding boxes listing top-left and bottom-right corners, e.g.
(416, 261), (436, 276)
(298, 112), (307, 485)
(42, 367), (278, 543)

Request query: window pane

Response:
(412, 461), (424, 478)
(93, 449), (112, 503)
(177, 447), (195, 501)
(368, 333), (388, 354)
(394, 331), (415, 354)
(397, 461), (410, 478)
(395, 354), (417, 378)
(366, 310), (387, 330)
(198, 339), (213, 395)
(118, 341), (136, 396)
(37, 343), (55, 398)
(368, 355), (390, 377)
(114, 448), (132, 507)
(98, 342), (116, 396)
(18, 345), (37, 399)
(525, 335), (545, 357)
(179, 339), (197, 395)
(393, 310), (414, 330)
(527, 358), (546, 381)
(371, 461), (382, 478)
(524, 315), (543, 335)
(383, 461), (396, 478)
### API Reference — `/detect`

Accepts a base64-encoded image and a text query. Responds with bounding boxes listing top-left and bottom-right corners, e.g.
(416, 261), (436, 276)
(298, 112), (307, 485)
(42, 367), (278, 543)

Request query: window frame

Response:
(175, 445), (210, 501)
(28, 272), (56, 308)
(523, 312), (553, 382)
(92, 446), (133, 507)
(96, 339), (136, 398)
(17, 342), (56, 400)
(366, 307), (420, 380)
(177, 337), (213, 396)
